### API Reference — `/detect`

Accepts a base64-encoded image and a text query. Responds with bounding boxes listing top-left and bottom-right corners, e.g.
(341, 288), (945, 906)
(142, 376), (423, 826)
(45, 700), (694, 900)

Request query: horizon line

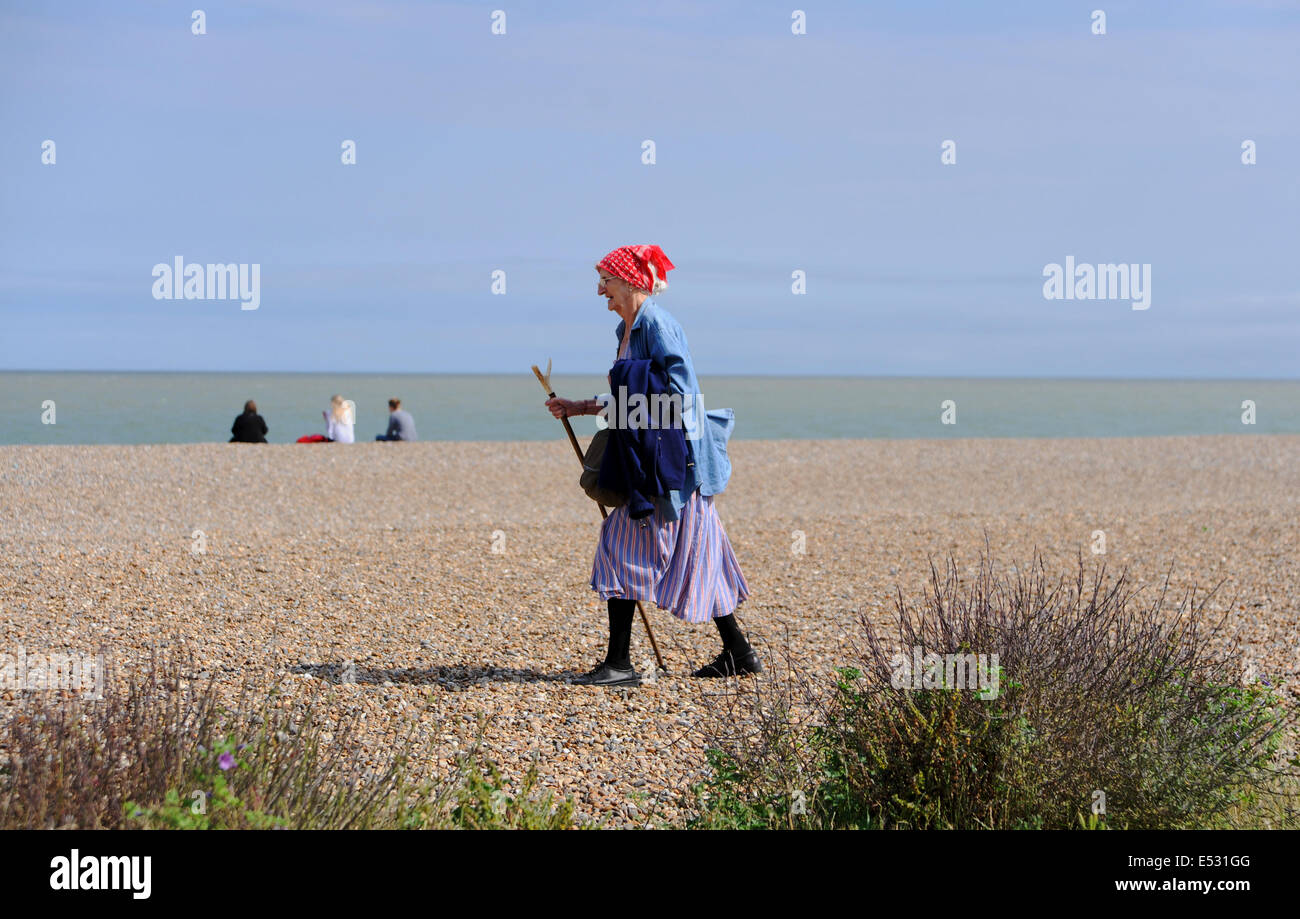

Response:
(2, 368), (1300, 384)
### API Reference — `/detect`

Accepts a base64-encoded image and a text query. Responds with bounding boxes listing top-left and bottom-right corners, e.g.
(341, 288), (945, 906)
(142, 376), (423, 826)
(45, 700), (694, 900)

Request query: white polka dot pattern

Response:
(596, 245), (675, 294)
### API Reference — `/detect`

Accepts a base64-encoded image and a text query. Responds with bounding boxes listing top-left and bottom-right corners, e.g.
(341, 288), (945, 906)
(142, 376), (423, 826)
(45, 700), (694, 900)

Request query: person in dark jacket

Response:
(597, 358), (687, 519)
(230, 400), (268, 443)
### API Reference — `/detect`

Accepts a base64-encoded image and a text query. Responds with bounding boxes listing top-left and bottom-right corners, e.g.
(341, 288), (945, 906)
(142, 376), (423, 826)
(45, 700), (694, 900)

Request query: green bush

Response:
(693, 553), (1298, 829)
(448, 757), (575, 829)
(0, 648), (574, 830)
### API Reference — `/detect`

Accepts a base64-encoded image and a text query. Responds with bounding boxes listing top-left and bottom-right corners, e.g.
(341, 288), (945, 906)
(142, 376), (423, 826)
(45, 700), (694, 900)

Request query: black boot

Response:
(693, 613), (762, 678)
(575, 599), (640, 687)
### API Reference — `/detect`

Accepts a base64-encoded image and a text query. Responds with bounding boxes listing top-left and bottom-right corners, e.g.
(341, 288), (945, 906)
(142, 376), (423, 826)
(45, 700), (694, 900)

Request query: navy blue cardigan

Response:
(597, 358), (689, 519)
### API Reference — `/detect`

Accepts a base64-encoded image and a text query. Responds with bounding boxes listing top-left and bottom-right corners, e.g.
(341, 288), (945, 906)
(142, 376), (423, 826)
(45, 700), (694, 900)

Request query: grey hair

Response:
(645, 261), (669, 295)
(594, 263), (668, 296)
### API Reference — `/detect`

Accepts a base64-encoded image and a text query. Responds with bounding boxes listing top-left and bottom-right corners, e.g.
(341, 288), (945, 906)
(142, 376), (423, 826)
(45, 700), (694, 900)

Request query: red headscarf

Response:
(596, 245), (675, 294)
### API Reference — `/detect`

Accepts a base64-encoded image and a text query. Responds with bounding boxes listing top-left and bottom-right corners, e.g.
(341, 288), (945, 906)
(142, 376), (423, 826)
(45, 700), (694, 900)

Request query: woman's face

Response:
(597, 271), (637, 315)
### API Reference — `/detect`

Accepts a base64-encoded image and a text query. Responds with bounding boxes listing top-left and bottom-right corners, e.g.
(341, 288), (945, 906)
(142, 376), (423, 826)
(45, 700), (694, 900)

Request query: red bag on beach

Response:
(296, 434), (330, 443)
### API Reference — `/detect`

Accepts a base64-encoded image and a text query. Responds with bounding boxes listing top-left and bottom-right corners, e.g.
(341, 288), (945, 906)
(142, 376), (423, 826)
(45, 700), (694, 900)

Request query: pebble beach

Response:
(2, 435), (1298, 826)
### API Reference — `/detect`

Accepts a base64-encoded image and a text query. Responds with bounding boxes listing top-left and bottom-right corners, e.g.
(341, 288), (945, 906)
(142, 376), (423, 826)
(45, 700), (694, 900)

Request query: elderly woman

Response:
(545, 245), (760, 687)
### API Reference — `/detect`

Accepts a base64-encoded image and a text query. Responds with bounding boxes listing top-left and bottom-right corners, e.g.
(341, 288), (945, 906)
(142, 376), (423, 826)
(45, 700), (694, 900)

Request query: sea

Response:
(1, 373), (1298, 445)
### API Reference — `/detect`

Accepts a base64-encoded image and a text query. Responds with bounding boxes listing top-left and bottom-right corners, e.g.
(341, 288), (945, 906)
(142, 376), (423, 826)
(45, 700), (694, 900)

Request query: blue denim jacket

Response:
(614, 299), (734, 519)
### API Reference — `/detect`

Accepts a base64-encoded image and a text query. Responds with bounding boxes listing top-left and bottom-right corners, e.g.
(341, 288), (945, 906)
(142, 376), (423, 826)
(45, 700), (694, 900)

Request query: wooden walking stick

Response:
(532, 360), (668, 673)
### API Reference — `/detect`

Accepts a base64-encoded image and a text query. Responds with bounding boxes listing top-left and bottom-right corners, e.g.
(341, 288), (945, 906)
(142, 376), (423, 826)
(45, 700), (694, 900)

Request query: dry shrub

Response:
(692, 552), (1298, 829)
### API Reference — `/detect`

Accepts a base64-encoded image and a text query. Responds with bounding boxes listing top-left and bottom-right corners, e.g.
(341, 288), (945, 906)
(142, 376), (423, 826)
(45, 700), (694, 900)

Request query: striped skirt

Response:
(591, 489), (749, 623)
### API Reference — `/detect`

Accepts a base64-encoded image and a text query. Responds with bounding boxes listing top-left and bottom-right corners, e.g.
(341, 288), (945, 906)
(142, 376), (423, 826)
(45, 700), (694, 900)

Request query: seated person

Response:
(375, 398), (417, 441)
(230, 400), (268, 443)
(323, 394), (355, 443)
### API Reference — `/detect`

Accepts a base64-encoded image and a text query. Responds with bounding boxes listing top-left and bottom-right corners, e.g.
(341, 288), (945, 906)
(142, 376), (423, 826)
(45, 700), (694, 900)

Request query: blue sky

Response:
(1, 0), (1297, 376)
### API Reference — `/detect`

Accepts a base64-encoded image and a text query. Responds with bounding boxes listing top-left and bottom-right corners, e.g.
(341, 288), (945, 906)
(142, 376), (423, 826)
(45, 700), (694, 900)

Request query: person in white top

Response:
(324, 394), (355, 443)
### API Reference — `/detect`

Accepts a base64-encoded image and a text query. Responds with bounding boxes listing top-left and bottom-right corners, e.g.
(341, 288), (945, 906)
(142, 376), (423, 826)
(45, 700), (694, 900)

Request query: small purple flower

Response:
(218, 752), (237, 771)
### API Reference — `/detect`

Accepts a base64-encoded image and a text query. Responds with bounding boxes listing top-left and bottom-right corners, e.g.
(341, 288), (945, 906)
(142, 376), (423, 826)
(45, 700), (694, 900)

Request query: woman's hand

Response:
(545, 397), (582, 419)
